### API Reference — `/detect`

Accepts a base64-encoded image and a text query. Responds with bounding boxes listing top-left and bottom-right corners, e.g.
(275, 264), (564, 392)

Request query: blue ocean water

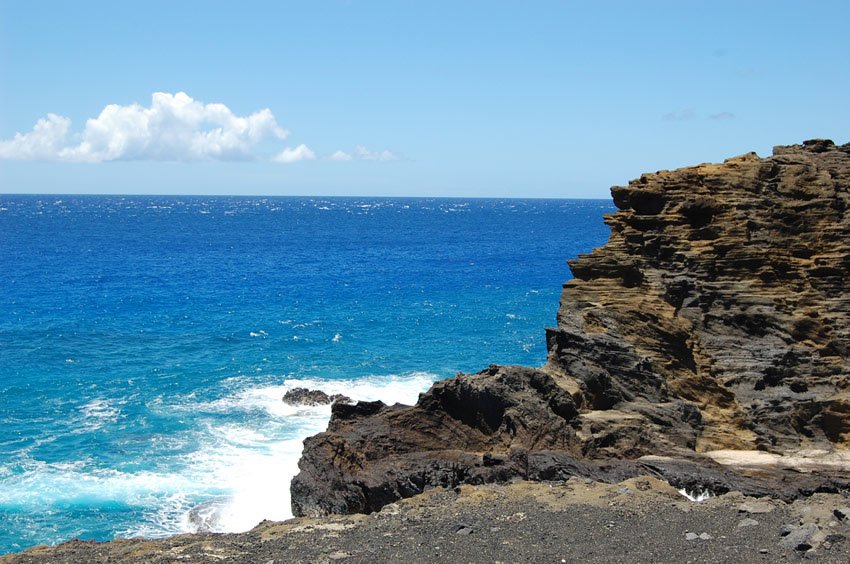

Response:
(0, 195), (613, 554)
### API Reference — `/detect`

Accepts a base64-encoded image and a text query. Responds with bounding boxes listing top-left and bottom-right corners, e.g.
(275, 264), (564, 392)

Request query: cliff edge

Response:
(292, 140), (850, 517)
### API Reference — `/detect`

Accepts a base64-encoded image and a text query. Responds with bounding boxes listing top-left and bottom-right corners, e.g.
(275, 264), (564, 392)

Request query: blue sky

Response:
(1, 0), (848, 197)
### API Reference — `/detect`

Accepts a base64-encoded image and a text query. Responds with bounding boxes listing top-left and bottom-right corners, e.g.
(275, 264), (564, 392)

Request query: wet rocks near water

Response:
(292, 140), (850, 519)
(282, 388), (352, 407)
(187, 499), (226, 533)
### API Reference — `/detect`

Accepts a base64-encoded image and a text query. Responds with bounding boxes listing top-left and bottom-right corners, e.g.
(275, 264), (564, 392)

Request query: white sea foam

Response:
(0, 372), (439, 541)
(678, 487), (715, 502)
(79, 399), (121, 430)
(157, 371), (438, 535)
(0, 460), (200, 533)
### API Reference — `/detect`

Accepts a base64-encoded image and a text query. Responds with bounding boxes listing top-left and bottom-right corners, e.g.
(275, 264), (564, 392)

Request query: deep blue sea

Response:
(0, 195), (613, 554)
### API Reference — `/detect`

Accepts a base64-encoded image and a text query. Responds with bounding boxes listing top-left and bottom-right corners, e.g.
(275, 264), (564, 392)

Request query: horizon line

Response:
(0, 192), (613, 201)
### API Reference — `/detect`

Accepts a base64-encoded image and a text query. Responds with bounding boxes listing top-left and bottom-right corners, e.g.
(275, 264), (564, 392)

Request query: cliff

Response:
(291, 140), (850, 517)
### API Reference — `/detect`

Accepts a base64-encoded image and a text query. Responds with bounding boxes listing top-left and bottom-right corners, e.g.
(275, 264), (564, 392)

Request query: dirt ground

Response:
(4, 477), (850, 563)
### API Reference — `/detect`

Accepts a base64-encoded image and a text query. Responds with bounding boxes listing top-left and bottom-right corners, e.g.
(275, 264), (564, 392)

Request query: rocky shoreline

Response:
(5, 478), (850, 562)
(292, 140), (850, 522)
(5, 140), (850, 562)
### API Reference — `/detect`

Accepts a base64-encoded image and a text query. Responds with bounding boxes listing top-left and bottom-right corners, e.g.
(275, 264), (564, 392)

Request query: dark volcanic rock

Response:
(282, 387), (351, 407)
(292, 140), (850, 517)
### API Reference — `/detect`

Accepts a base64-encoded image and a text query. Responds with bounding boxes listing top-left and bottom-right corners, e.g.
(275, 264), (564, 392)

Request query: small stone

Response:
(327, 551), (351, 561)
(685, 532), (699, 541)
(699, 532), (713, 540)
(616, 486), (631, 495)
(833, 507), (850, 521)
(759, 549), (768, 554)
(778, 523), (819, 551)
(454, 525), (473, 535)
(738, 501), (775, 514)
(738, 518), (760, 528)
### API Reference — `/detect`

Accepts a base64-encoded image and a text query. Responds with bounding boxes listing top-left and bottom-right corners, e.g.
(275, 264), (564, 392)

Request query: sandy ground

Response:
(3, 477), (850, 563)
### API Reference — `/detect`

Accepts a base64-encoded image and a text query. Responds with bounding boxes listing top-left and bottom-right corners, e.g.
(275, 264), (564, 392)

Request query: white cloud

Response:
(330, 146), (396, 162)
(1, 93), (402, 165)
(273, 144), (316, 163)
(355, 145), (396, 161)
(0, 92), (288, 162)
(0, 113), (72, 160)
(329, 150), (353, 161)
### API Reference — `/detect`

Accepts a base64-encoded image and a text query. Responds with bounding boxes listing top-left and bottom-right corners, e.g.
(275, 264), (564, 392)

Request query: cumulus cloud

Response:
(273, 144), (316, 163)
(0, 113), (72, 161)
(330, 146), (396, 162)
(330, 149), (354, 161)
(0, 92), (288, 162)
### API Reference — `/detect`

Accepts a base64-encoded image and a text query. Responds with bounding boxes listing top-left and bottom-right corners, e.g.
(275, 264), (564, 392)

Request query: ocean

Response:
(0, 195), (613, 553)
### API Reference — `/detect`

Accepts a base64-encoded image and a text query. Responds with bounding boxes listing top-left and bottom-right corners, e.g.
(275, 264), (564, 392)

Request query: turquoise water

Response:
(0, 195), (613, 553)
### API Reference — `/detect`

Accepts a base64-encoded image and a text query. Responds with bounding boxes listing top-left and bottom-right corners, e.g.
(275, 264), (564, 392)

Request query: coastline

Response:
(5, 478), (849, 563)
(5, 140), (850, 561)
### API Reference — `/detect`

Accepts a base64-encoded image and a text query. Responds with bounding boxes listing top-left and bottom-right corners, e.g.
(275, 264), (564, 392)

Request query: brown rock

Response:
(292, 140), (850, 517)
(546, 139), (850, 452)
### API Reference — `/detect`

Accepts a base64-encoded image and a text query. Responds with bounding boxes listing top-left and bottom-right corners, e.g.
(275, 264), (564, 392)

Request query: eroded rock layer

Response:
(292, 140), (850, 517)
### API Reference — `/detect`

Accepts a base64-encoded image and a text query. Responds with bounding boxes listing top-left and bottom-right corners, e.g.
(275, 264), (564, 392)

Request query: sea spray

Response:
(151, 372), (438, 535)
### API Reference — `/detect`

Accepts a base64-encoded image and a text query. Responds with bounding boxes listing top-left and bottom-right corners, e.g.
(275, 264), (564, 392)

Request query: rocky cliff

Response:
(291, 140), (850, 517)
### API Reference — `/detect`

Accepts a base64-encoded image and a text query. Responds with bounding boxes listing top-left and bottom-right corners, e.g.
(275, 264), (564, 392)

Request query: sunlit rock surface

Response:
(292, 140), (850, 517)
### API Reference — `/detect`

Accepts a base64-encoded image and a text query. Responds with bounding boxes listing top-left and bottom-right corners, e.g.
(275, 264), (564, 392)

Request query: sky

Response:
(0, 0), (848, 198)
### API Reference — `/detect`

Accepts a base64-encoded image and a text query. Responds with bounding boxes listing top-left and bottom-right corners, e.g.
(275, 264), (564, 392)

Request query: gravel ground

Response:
(3, 477), (849, 563)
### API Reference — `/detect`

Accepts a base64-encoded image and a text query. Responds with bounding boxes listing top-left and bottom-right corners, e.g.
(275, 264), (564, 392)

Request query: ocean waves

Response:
(0, 371), (437, 548)
(0, 195), (613, 552)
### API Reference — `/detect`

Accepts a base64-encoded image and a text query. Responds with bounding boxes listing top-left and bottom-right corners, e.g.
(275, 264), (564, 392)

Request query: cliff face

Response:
(292, 140), (850, 517)
(547, 139), (850, 454)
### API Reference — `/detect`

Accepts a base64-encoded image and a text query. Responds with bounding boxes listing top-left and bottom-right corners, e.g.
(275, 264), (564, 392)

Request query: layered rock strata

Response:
(292, 140), (850, 517)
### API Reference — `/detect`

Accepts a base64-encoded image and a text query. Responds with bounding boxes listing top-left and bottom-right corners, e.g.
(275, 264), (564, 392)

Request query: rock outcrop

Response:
(292, 140), (850, 517)
(283, 387), (351, 407)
